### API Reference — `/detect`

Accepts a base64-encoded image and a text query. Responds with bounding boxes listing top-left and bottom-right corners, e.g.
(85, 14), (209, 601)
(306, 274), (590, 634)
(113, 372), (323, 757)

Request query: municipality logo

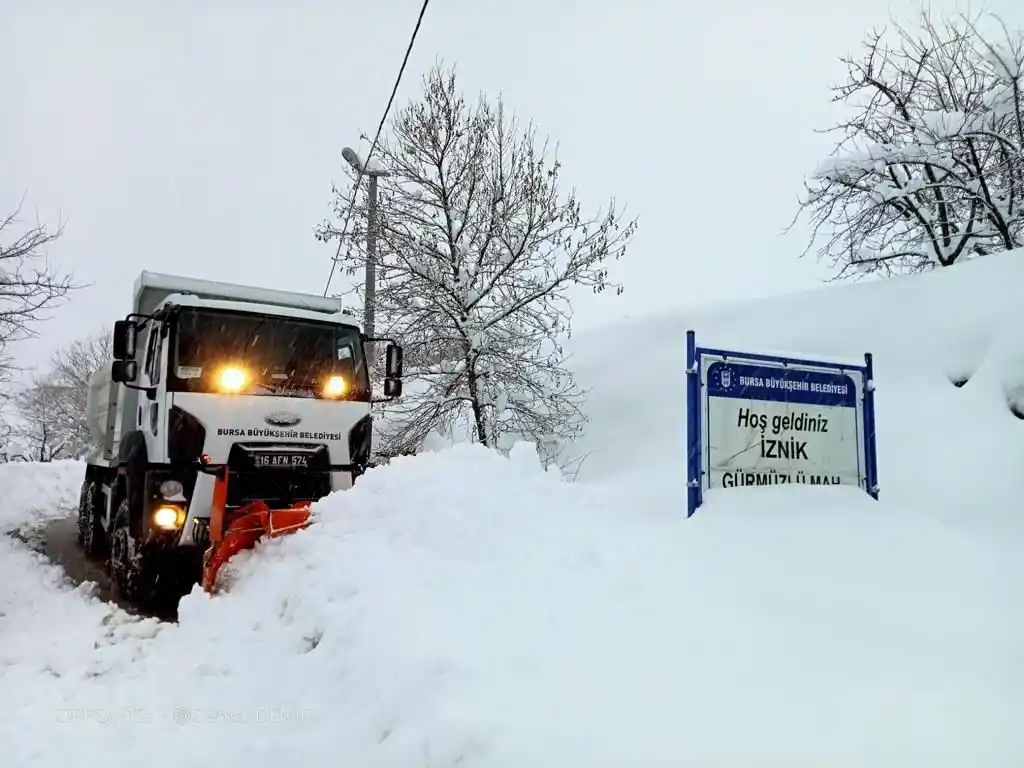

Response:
(711, 364), (735, 392)
(264, 410), (301, 427)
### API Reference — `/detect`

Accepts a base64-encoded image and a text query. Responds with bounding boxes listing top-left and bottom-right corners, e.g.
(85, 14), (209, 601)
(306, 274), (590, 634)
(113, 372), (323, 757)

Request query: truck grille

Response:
(225, 443), (332, 510)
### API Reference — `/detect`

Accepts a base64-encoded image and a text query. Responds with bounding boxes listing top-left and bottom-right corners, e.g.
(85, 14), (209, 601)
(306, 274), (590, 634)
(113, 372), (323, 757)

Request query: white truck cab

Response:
(78, 271), (403, 604)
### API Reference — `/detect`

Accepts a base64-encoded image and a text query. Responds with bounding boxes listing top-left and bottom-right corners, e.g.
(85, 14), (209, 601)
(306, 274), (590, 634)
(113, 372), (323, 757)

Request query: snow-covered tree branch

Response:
(317, 64), (637, 464)
(0, 406), (13, 463)
(792, 12), (1024, 278)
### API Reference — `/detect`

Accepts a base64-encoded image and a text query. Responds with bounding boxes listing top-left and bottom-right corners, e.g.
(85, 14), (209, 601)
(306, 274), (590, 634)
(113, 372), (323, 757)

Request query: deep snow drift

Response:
(2, 252), (1023, 766)
(568, 250), (1024, 539)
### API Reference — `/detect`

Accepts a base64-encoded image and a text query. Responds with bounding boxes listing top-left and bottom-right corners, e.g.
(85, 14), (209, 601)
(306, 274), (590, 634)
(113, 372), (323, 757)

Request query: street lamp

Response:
(342, 146), (390, 368)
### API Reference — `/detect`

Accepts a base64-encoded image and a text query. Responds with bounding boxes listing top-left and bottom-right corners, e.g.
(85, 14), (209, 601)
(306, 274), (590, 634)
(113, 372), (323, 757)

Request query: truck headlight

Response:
(216, 365), (249, 393)
(322, 375), (347, 398)
(153, 505), (184, 530)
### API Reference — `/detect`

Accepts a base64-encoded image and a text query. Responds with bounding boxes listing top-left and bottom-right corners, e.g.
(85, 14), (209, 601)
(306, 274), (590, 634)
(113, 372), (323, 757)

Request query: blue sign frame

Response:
(685, 330), (879, 517)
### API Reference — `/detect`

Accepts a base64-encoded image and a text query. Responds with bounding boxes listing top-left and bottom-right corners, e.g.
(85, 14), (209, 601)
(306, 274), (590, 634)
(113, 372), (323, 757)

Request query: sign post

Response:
(685, 331), (879, 517)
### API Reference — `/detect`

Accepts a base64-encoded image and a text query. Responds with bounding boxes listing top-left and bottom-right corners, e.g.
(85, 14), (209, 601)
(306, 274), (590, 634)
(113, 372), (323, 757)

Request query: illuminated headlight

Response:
(152, 505), (184, 530)
(160, 480), (184, 498)
(216, 365), (249, 393)
(322, 375), (347, 398)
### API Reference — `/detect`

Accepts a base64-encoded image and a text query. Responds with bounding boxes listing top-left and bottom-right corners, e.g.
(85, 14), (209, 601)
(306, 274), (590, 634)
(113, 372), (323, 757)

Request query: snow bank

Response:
(0, 460), (166, 748)
(3, 444), (1017, 766)
(177, 445), (1015, 766)
(1, 252), (1022, 765)
(0, 459), (85, 531)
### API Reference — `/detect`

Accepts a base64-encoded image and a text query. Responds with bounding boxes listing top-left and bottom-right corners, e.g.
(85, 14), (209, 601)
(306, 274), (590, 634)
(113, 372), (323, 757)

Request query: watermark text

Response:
(56, 706), (309, 726)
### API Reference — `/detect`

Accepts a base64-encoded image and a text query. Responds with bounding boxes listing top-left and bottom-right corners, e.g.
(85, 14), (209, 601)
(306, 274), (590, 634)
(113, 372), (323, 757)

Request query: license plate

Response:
(252, 453), (309, 468)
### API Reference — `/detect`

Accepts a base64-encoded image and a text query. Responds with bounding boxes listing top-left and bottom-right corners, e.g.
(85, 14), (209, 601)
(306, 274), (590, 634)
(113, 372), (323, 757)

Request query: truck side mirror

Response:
(383, 377), (402, 399)
(111, 359), (139, 384)
(112, 320), (138, 360)
(383, 343), (403, 399)
(385, 343), (403, 379)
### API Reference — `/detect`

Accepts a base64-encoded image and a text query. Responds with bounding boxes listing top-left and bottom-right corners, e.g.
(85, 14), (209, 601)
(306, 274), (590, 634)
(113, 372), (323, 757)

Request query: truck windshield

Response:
(169, 308), (369, 400)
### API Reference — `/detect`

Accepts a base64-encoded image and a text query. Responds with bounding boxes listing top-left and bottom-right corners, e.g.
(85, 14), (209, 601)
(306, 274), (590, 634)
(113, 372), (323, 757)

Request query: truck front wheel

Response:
(109, 499), (193, 610)
(76, 481), (107, 559)
(109, 499), (153, 605)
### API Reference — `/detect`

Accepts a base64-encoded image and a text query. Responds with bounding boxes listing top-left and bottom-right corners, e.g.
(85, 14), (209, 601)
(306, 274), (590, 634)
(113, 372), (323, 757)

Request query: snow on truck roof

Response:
(160, 295), (362, 327)
(132, 270), (348, 319)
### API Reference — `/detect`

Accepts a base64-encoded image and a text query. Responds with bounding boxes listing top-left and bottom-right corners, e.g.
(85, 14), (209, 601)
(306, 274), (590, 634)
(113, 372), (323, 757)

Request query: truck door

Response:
(140, 321), (170, 462)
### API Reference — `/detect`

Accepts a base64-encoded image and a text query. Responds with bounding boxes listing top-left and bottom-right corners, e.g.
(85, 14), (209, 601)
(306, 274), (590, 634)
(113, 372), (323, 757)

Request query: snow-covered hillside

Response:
(568, 251), (1024, 535)
(1, 253), (1022, 766)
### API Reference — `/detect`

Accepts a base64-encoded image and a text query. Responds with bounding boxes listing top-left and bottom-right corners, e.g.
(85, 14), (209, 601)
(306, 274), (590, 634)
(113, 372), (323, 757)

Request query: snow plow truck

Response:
(78, 271), (403, 604)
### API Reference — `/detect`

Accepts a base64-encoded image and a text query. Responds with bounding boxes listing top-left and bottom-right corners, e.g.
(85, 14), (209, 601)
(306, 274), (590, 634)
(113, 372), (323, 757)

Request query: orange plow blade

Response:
(201, 472), (313, 593)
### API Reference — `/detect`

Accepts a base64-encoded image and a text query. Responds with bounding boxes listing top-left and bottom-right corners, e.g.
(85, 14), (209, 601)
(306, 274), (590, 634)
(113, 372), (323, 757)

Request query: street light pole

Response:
(342, 146), (389, 370)
(365, 172), (379, 343)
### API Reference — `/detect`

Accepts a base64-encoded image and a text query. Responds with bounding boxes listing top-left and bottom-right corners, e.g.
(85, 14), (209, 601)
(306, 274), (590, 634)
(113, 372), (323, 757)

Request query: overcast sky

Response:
(2, 0), (1016, 370)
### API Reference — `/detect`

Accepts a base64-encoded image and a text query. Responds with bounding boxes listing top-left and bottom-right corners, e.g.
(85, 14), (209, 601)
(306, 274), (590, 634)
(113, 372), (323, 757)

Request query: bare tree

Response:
(9, 328), (111, 461)
(791, 12), (1024, 279)
(318, 64), (637, 465)
(1, 195), (75, 379)
(10, 377), (71, 462)
(47, 328), (111, 456)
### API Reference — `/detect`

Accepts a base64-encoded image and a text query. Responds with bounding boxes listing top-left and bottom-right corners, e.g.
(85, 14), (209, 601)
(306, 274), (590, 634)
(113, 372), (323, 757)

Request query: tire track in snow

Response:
(9, 515), (177, 622)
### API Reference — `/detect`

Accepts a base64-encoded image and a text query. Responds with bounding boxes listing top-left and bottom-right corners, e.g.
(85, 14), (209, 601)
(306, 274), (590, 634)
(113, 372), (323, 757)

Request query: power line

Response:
(323, 0), (431, 297)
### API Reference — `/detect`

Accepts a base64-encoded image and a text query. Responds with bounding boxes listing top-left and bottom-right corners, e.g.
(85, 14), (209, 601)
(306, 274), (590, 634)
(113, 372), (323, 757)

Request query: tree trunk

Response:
(466, 364), (490, 447)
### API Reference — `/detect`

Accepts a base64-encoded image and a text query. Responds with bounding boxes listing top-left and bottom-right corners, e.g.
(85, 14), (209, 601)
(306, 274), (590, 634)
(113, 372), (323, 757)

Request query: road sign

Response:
(685, 331), (879, 516)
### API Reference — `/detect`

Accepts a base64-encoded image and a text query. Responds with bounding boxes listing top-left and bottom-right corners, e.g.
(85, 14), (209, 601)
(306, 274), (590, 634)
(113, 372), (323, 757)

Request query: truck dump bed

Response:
(85, 362), (121, 462)
(133, 271), (345, 318)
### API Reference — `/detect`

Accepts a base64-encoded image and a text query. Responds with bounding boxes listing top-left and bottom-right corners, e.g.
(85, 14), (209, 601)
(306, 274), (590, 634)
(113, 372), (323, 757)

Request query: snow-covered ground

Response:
(2, 253), (1022, 766)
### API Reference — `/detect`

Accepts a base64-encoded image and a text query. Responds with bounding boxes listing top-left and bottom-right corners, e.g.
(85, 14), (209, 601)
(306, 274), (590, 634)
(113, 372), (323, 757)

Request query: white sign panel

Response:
(701, 357), (866, 491)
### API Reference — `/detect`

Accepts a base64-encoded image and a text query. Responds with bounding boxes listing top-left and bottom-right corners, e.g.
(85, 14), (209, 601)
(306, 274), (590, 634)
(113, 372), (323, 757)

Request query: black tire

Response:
(109, 498), (192, 610)
(110, 499), (143, 606)
(76, 481), (107, 559)
(109, 498), (154, 605)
